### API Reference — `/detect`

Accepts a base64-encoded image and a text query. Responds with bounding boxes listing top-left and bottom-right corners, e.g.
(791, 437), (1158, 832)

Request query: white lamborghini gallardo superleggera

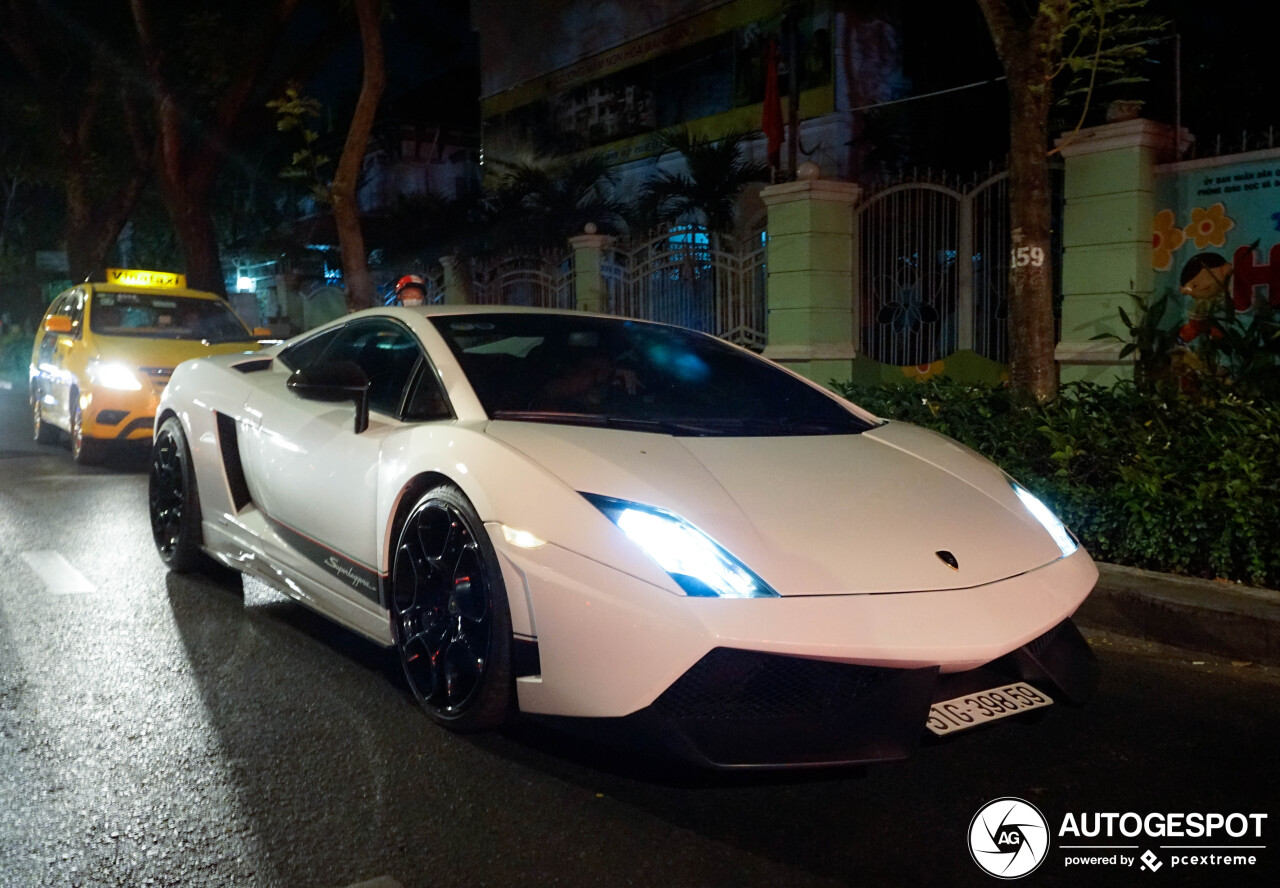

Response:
(149, 306), (1098, 768)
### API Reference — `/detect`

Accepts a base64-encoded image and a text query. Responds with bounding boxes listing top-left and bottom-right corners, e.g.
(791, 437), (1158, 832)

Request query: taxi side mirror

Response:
(286, 360), (370, 434)
(44, 316), (73, 334)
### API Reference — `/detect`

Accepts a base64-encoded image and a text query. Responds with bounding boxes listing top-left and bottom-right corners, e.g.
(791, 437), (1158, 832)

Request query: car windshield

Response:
(89, 292), (253, 344)
(431, 313), (875, 437)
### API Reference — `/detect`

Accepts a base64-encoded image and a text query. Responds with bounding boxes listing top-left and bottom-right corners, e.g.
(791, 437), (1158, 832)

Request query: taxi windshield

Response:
(89, 292), (253, 344)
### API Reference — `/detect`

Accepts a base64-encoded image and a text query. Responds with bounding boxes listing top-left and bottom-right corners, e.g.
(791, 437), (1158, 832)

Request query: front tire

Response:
(70, 393), (102, 465)
(149, 417), (206, 572)
(391, 485), (513, 731)
(32, 392), (57, 444)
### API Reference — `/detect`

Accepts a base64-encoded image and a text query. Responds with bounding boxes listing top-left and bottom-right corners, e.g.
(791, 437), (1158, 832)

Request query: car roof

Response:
(387, 304), (669, 326)
(414, 304), (603, 318)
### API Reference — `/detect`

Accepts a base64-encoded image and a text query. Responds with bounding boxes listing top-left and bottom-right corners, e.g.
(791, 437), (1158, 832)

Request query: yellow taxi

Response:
(30, 268), (266, 463)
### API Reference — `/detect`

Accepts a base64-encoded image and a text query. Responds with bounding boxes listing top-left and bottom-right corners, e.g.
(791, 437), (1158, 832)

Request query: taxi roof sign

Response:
(105, 268), (187, 289)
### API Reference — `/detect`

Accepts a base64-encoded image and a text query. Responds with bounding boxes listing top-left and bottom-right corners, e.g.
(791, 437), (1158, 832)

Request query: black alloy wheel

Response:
(391, 485), (512, 731)
(149, 417), (206, 572)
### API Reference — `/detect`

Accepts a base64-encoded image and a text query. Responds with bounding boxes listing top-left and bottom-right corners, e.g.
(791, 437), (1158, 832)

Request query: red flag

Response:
(762, 38), (783, 170)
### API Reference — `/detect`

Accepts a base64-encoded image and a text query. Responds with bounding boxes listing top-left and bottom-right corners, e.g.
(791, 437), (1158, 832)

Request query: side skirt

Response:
(202, 518), (394, 647)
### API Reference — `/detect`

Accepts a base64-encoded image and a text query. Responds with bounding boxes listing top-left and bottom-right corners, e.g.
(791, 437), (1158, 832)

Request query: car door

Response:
(33, 291), (84, 430)
(33, 295), (68, 426)
(239, 317), (428, 607)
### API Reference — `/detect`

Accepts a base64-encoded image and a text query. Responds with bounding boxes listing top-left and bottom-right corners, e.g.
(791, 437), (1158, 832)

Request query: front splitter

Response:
(530, 618), (1098, 769)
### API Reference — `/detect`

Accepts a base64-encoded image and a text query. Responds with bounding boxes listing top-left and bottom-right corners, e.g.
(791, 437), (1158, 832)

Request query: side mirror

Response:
(45, 316), (73, 334)
(286, 360), (371, 434)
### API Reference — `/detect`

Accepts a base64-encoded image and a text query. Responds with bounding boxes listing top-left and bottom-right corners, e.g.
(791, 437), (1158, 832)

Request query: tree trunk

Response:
(330, 0), (385, 313)
(151, 95), (227, 295)
(168, 184), (225, 294)
(61, 87), (151, 281)
(1, 6), (151, 284)
(1004, 63), (1057, 401)
(977, 0), (1068, 402)
(129, 0), (303, 298)
(64, 180), (148, 282)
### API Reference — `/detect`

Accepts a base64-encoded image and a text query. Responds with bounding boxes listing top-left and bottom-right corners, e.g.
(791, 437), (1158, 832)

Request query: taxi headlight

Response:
(583, 493), (779, 598)
(88, 360), (143, 391)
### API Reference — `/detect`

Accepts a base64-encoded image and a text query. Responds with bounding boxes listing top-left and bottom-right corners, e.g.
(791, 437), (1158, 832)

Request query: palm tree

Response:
(637, 129), (769, 234)
(485, 154), (624, 253)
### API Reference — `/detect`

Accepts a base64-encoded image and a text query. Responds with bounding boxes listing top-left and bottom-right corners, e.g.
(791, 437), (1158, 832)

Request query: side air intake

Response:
(214, 412), (253, 512)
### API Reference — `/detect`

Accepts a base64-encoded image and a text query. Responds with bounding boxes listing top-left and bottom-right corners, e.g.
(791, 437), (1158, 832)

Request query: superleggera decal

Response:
(266, 516), (384, 604)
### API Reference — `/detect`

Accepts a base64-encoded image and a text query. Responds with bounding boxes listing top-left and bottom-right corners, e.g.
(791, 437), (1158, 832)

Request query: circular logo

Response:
(968, 797), (1050, 879)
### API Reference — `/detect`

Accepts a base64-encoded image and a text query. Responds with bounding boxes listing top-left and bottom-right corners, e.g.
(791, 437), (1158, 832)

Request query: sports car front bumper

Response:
(539, 618), (1098, 769)
(496, 536), (1097, 716)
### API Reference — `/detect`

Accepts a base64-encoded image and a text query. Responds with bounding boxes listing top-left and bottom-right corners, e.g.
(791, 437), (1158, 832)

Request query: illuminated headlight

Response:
(88, 360), (142, 391)
(1012, 482), (1077, 557)
(583, 493), (779, 598)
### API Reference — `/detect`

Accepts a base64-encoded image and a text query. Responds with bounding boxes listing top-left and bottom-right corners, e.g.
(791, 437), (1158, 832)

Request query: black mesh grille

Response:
(654, 648), (892, 721)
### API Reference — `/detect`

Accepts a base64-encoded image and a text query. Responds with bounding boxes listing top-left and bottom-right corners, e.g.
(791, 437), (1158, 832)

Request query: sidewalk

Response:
(1077, 563), (1280, 666)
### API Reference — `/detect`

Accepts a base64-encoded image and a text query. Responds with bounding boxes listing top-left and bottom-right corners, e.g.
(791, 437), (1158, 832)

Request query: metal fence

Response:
(465, 226), (767, 348)
(604, 226), (767, 349)
(857, 171), (1012, 365)
(468, 253), (575, 309)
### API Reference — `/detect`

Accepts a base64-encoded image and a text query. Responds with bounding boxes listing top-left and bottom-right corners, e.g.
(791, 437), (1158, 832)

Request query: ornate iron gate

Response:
(857, 171), (1011, 365)
(469, 253), (575, 309)
(605, 226), (767, 348)
(463, 228), (766, 348)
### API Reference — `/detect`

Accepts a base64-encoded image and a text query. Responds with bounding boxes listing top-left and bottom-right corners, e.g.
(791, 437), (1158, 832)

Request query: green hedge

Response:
(833, 379), (1280, 589)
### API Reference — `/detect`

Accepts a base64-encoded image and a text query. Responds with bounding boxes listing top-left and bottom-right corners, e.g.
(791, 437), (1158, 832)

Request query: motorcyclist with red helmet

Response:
(392, 274), (428, 306)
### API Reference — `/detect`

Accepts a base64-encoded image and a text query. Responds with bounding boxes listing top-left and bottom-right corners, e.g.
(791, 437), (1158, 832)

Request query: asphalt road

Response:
(0, 381), (1278, 888)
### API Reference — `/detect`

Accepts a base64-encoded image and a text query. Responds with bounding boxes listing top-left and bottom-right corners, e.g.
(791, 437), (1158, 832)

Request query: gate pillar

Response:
(760, 163), (862, 384)
(1055, 119), (1188, 384)
(439, 255), (472, 305)
(569, 226), (615, 313)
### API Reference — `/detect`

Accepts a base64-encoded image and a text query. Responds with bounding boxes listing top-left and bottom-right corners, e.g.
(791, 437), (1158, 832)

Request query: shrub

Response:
(833, 378), (1280, 589)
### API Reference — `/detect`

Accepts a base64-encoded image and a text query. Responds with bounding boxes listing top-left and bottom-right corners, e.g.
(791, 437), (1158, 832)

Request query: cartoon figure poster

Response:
(1153, 154), (1280, 345)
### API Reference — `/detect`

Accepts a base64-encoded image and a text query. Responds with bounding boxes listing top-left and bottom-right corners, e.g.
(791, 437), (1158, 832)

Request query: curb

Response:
(1075, 563), (1280, 666)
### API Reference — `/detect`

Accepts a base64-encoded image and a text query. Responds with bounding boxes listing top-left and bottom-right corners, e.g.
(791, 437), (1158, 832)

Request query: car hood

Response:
(484, 420), (1071, 596)
(92, 335), (258, 369)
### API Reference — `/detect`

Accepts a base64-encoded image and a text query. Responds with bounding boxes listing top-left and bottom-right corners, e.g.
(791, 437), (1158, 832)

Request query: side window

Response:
(65, 291), (86, 339)
(321, 320), (424, 417)
(37, 295), (69, 363)
(278, 327), (340, 371)
(43, 295), (68, 326)
(403, 359), (453, 421)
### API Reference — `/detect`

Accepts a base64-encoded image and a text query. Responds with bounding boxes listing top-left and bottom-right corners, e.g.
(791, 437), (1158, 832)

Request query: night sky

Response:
(889, 0), (1280, 173)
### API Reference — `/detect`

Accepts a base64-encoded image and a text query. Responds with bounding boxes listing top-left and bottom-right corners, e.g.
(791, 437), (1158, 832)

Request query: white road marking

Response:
(21, 550), (95, 594)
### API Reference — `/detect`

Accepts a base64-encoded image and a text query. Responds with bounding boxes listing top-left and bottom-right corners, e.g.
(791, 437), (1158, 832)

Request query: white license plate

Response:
(926, 683), (1053, 736)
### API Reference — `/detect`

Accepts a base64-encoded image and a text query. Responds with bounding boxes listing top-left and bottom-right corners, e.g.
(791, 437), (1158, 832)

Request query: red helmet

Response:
(394, 273), (428, 304)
